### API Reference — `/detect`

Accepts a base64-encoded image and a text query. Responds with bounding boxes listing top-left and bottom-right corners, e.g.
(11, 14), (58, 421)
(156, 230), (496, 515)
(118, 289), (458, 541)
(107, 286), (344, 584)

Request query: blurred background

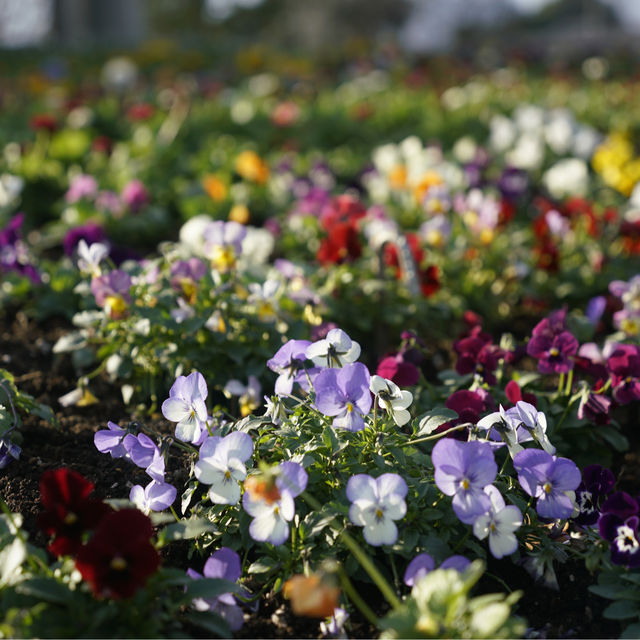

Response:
(2, 0), (640, 63)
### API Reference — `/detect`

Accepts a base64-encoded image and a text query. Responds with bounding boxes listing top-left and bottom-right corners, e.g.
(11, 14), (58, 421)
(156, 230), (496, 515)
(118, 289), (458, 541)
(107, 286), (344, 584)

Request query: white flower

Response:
(76, 240), (109, 277)
(473, 485), (522, 559)
(195, 432), (253, 505)
(369, 375), (413, 426)
(542, 158), (588, 199)
(508, 401), (555, 455)
(305, 329), (361, 368)
(476, 405), (526, 459)
(347, 473), (407, 546)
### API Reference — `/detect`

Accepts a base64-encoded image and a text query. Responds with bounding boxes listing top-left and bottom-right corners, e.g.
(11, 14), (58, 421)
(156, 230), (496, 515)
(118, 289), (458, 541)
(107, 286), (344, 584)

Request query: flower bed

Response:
(1, 50), (640, 639)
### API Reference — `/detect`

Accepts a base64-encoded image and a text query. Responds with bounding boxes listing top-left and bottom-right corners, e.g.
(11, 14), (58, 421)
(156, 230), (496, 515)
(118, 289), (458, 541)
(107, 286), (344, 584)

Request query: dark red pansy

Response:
(38, 468), (112, 556)
(75, 509), (160, 599)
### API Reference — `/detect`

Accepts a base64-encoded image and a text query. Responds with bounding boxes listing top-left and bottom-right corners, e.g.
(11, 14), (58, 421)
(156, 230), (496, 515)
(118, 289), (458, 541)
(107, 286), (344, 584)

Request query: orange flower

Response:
(203, 174), (228, 202)
(243, 475), (281, 504)
(235, 150), (269, 184)
(283, 574), (340, 618)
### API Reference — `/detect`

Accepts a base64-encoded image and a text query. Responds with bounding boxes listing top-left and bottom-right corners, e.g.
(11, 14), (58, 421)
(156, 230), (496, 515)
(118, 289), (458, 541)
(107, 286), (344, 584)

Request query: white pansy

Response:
(370, 375), (413, 426)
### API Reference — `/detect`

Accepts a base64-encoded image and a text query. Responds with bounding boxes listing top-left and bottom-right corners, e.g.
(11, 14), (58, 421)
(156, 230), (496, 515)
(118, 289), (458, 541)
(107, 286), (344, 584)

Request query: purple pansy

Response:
(0, 213), (40, 283)
(267, 339), (314, 396)
(242, 461), (308, 545)
(63, 223), (106, 257)
(346, 473), (407, 546)
(130, 480), (177, 514)
(513, 449), (580, 519)
(403, 553), (470, 586)
(0, 439), (21, 469)
(161, 372), (209, 443)
(526, 309), (579, 374)
(573, 464), (615, 527)
(94, 420), (130, 458)
(607, 344), (640, 405)
(313, 362), (372, 431)
(123, 432), (166, 482)
(598, 492), (640, 567)
(431, 439), (497, 524)
(188, 547), (244, 631)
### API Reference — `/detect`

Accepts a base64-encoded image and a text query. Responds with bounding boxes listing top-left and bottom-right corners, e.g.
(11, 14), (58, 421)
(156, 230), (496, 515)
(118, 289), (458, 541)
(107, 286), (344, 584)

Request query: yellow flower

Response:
(235, 150), (269, 184)
(229, 203), (250, 224)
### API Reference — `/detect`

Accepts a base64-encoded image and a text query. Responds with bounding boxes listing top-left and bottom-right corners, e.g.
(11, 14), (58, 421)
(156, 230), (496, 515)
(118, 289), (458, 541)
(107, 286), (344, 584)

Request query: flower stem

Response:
(337, 565), (380, 627)
(301, 491), (402, 611)
(557, 373), (565, 396)
(564, 368), (574, 396)
(401, 423), (470, 447)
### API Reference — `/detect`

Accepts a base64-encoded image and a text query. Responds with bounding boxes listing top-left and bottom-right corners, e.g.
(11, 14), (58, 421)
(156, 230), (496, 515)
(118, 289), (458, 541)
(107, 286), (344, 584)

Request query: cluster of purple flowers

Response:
(432, 438), (522, 558)
(94, 421), (176, 513)
(0, 213), (40, 283)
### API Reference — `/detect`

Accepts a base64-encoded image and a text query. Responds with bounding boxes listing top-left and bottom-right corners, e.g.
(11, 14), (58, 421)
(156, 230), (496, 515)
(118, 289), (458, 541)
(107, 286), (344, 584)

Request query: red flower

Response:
(316, 222), (362, 265)
(319, 195), (367, 231)
(29, 113), (58, 132)
(126, 103), (155, 121)
(384, 234), (441, 297)
(377, 354), (420, 387)
(75, 509), (160, 599)
(38, 468), (112, 556)
(505, 380), (537, 407)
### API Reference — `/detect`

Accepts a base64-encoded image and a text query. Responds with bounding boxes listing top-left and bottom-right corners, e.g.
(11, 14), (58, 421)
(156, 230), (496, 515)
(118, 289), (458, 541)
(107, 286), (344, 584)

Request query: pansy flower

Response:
(314, 362), (372, 432)
(432, 439), (497, 524)
(472, 485), (522, 558)
(242, 462), (308, 545)
(188, 547), (244, 631)
(161, 371), (209, 443)
(346, 473), (407, 546)
(195, 432), (253, 505)
(267, 339), (314, 396)
(514, 449), (580, 519)
(306, 329), (361, 369)
(37, 468), (112, 556)
(75, 508), (160, 599)
(369, 375), (413, 426)
(598, 492), (640, 567)
(403, 553), (470, 586)
(573, 464), (615, 527)
(130, 480), (177, 514)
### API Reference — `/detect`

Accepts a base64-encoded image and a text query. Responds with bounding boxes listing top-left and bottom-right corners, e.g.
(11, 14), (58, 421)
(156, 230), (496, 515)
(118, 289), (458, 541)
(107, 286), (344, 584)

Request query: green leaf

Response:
(158, 517), (217, 544)
(416, 407), (458, 436)
(598, 426), (629, 452)
(603, 600), (640, 620)
(181, 578), (242, 603)
(621, 622), (640, 639)
(185, 610), (232, 638)
(248, 557), (279, 575)
(15, 578), (74, 606)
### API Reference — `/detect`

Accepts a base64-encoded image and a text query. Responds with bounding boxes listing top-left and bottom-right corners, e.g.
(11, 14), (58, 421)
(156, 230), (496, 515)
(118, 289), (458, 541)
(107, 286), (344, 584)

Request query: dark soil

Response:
(0, 312), (634, 639)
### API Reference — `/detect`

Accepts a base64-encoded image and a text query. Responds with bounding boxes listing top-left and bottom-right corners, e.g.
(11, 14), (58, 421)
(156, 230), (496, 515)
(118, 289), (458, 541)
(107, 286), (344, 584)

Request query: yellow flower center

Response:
(110, 556), (127, 571)
(210, 246), (237, 273)
(64, 512), (78, 525)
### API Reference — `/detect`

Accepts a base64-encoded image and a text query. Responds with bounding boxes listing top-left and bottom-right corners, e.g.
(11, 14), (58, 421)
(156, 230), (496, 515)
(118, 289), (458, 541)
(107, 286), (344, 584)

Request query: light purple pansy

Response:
(130, 479), (177, 514)
(432, 439), (497, 525)
(403, 553), (471, 586)
(513, 449), (580, 519)
(94, 421), (129, 458)
(242, 461), (308, 546)
(313, 362), (372, 432)
(195, 432), (254, 505)
(267, 339), (314, 396)
(346, 473), (407, 546)
(188, 547), (244, 631)
(162, 371), (209, 443)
